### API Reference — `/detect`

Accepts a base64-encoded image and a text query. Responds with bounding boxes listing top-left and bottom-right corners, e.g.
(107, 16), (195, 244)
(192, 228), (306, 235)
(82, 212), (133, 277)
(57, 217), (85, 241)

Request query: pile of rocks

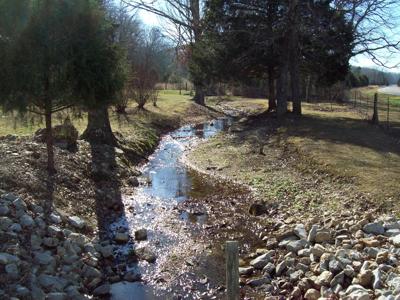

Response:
(0, 191), (122, 299)
(240, 214), (400, 299)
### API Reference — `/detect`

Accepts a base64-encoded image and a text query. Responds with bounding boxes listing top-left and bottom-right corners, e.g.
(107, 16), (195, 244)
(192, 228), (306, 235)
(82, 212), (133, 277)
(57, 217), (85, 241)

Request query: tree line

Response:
(125, 0), (400, 113)
(1, 0), (399, 174)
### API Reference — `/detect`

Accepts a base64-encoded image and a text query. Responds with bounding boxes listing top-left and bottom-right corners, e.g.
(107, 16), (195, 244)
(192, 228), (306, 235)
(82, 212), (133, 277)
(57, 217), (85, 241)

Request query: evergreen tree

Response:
(0, 0), (125, 174)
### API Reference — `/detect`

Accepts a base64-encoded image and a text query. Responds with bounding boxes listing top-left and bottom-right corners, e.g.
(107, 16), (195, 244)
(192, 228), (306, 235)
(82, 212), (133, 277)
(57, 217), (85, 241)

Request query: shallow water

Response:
(110, 118), (243, 299)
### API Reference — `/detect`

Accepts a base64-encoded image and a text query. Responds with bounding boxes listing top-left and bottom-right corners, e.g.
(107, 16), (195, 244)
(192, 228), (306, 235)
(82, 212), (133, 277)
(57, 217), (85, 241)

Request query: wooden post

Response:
(372, 93), (379, 124)
(226, 241), (239, 300)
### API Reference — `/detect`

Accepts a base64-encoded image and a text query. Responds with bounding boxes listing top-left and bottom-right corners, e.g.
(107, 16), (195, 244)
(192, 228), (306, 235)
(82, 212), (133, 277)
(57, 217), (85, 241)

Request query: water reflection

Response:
(110, 118), (232, 299)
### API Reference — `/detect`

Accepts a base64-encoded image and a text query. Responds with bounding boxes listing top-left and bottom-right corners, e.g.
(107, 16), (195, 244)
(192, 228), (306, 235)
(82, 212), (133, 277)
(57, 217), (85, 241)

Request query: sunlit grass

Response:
(0, 89), (193, 137)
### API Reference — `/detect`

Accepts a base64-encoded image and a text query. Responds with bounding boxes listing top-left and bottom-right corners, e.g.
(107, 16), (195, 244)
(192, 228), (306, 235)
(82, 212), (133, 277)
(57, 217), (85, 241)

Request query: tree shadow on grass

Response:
(283, 114), (400, 154)
(227, 111), (400, 156)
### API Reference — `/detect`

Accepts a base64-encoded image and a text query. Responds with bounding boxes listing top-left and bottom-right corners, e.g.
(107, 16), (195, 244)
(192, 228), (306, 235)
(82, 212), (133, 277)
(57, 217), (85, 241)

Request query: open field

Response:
(350, 86), (400, 135)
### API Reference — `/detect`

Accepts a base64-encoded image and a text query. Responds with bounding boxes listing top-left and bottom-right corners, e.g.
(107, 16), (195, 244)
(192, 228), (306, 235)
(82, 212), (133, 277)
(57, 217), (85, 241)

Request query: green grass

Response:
(354, 86), (400, 107)
(0, 90), (193, 137)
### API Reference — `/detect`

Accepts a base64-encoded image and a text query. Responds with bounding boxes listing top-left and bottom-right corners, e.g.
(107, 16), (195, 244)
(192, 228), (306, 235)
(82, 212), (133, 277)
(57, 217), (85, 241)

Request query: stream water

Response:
(109, 118), (260, 299)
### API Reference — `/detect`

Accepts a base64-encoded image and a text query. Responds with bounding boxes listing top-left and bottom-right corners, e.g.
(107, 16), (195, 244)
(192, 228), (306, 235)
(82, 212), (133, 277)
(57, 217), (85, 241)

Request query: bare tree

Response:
(334, 0), (400, 68)
(123, 0), (206, 105)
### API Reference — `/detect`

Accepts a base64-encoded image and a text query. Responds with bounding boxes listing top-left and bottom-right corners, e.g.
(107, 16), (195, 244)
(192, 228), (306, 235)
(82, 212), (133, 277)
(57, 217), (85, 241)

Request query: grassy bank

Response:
(0, 90), (222, 226)
(189, 98), (400, 217)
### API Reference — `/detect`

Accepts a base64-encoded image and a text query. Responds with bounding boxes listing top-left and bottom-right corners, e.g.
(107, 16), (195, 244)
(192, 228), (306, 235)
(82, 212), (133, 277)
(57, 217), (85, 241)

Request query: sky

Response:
(136, 6), (400, 73)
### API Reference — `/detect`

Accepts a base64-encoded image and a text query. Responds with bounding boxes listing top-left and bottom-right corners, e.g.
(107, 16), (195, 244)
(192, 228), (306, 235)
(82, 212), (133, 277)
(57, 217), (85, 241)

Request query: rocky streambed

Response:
(2, 115), (400, 300)
(240, 211), (400, 299)
(0, 192), (112, 299)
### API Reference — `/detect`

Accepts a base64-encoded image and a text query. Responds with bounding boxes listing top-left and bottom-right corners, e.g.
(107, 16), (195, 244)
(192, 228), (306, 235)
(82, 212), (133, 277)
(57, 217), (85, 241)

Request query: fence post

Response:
(387, 97), (390, 129)
(226, 241), (239, 300)
(372, 93), (379, 125)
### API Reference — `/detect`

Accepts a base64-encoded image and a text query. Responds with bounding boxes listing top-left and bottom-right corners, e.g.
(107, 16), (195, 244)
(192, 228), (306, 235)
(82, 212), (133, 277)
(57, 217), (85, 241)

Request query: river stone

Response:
(9, 223), (22, 232)
(294, 224), (307, 239)
(376, 251), (389, 264)
(285, 239), (308, 253)
(330, 271), (345, 287)
(262, 262), (275, 275)
(0, 216), (12, 230)
(344, 265), (355, 278)
(363, 222), (385, 235)
(128, 177), (140, 187)
(47, 225), (63, 237)
(250, 251), (273, 269)
(308, 225), (319, 242)
(276, 260), (287, 276)
(389, 234), (400, 247)
(345, 284), (371, 300)
(0, 205), (9, 216)
(385, 229), (400, 237)
(93, 283), (111, 296)
(356, 270), (373, 288)
(20, 214), (34, 228)
(239, 266), (254, 276)
(38, 274), (68, 292)
(329, 258), (343, 274)
(304, 288), (320, 300)
(311, 244), (326, 259)
(47, 292), (67, 300)
(68, 233), (86, 247)
(5, 263), (19, 279)
(289, 270), (304, 282)
(298, 248), (311, 257)
(68, 216), (86, 229)
(43, 237), (59, 248)
(247, 276), (271, 287)
(15, 285), (30, 297)
(50, 213), (62, 224)
(2, 193), (19, 202)
(114, 232), (129, 244)
(83, 265), (102, 279)
(34, 251), (54, 265)
(0, 253), (19, 265)
(12, 197), (27, 210)
(315, 271), (333, 286)
(315, 229), (331, 243)
(134, 229), (147, 241)
(135, 247), (156, 263)
(372, 268), (383, 289)
(100, 245), (114, 258)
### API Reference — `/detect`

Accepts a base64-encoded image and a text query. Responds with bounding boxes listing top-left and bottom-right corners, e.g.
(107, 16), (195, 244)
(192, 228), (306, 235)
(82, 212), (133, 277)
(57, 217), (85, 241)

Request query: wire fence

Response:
(349, 90), (400, 137)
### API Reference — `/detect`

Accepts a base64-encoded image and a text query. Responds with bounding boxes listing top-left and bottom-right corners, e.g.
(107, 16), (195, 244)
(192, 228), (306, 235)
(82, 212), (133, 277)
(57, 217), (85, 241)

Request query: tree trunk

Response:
(268, 67), (276, 111)
(193, 84), (205, 105)
(290, 59), (301, 115)
(276, 63), (288, 118)
(289, 0), (301, 115)
(45, 108), (55, 174)
(82, 105), (117, 145)
(305, 75), (311, 102)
